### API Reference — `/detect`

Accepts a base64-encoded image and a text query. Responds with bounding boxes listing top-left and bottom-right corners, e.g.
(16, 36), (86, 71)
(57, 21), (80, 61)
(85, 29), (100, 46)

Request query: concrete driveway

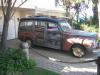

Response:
(31, 46), (99, 62)
(30, 47), (97, 75)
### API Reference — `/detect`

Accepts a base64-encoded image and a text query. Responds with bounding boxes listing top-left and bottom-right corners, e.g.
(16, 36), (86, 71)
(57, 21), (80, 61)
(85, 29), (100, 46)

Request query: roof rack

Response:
(34, 15), (58, 18)
(28, 15), (60, 20)
(34, 15), (49, 17)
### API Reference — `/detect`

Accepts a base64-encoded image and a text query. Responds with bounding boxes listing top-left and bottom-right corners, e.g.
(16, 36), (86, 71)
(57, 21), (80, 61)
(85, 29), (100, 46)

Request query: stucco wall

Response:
(0, 9), (3, 32)
(19, 10), (34, 18)
(35, 9), (65, 17)
(0, 8), (34, 39)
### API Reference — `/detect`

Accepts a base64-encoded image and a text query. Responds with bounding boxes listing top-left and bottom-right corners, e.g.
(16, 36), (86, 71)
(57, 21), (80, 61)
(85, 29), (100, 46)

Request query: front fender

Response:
(63, 37), (94, 51)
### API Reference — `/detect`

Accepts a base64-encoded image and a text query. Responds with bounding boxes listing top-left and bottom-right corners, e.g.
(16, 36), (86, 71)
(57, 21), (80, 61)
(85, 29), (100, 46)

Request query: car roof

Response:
(20, 16), (64, 23)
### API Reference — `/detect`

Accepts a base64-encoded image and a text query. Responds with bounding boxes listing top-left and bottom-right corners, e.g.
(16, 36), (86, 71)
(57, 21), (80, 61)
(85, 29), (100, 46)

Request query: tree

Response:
(0, 0), (27, 50)
(55, 0), (80, 16)
(98, 0), (100, 37)
(92, 0), (99, 25)
(55, 0), (83, 23)
(92, 0), (100, 36)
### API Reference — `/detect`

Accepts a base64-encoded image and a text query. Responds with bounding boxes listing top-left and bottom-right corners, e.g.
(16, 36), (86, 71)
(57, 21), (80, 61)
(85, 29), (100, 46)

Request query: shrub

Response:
(72, 21), (81, 29)
(98, 38), (100, 42)
(80, 24), (99, 32)
(0, 48), (36, 75)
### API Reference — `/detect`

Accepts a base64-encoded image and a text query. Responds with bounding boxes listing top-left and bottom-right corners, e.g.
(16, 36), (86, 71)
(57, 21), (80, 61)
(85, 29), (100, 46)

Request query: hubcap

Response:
(72, 47), (84, 57)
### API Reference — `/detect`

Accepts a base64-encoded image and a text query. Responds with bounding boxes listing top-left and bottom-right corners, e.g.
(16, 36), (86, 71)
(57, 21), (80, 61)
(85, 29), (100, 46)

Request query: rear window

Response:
(19, 20), (47, 31)
(19, 20), (33, 27)
(19, 20), (34, 31)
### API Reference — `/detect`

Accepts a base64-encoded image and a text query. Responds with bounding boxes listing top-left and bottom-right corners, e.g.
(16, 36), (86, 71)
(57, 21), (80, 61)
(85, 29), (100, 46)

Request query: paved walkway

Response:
(7, 39), (97, 75)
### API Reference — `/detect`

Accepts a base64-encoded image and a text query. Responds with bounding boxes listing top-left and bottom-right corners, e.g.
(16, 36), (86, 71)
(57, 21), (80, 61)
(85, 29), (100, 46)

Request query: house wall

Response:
(35, 8), (65, 17)
(0, 9), (20, 39)
(0, 10), (3, 33)
(0, 8), (34, 40)
(19, 10), (34, 18)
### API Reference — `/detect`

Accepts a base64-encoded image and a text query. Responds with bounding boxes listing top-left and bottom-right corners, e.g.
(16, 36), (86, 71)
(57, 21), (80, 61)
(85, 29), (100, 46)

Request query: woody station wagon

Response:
(18, 16), (100, 57)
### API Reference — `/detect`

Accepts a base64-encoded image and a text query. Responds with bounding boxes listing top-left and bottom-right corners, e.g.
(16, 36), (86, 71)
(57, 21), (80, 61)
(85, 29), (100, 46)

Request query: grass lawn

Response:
(27, 67), (60, 75)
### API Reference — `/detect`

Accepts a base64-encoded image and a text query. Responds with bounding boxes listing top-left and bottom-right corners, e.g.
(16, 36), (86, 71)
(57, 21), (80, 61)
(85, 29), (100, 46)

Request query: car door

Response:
(46, 22), (61, 49)
(34, 21), (46, 46)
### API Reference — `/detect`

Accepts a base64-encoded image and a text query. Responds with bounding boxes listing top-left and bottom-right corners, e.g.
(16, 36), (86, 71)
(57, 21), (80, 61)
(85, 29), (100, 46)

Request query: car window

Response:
(59, 21), (72, 32)
(47, 22), (58, 31)
(20, 20), (33, 26)
(26, 21), (33, 26)
(34, 21), (46, 31)
(19, 20), (34, 31)
(20, 21), (25, 27)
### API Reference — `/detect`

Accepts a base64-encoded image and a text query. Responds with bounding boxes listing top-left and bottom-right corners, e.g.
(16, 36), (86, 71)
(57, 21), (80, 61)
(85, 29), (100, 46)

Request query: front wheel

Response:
(71, 45), (86, 58)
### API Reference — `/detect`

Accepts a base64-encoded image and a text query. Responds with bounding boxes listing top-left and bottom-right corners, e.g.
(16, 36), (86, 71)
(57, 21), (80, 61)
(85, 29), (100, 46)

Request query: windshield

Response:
(59, 21), (72, 32)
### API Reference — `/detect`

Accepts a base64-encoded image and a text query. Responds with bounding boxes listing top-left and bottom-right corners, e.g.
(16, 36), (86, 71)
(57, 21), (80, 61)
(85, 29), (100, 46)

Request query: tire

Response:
(71, 45), (86, 58)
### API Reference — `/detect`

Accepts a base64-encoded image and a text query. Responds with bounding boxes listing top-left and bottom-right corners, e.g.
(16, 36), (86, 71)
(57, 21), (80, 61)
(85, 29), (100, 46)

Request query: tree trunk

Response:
(65, 1), (71, 17)
(98, 0), (100, 37)
(66, 6), (69, 17)
(76, 3), (80, 24)
(0, 18), (9, 50)
(0, 0), (12, 51)
(92, 0), (99, 25)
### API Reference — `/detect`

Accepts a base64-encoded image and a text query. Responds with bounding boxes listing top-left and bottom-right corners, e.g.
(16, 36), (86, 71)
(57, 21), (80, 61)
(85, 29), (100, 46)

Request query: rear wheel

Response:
(71, 45), (86, 58)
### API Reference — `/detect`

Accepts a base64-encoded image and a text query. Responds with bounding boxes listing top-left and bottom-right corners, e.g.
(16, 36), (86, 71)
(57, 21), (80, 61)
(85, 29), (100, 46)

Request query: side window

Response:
(41, 21), (46, 27)
(20, 21), (25, 27)
(20, 20), (33, 27)
(34, 21), (46, 31)
(19, 21), (26, 31)
(47, 22), (58, 31)
(19, 20), (33, 31)
(26, 21), (33, 26)
(26, 21), (33, 31)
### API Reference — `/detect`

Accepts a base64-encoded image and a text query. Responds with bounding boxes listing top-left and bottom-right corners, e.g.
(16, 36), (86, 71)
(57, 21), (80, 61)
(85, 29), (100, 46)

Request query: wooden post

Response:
(96, 57), (100, 75)
(21, 41), (30, 60)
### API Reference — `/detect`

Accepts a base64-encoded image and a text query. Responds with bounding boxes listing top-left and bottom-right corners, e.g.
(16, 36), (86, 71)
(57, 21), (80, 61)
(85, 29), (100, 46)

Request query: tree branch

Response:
(10, 0), (17, 12)
(57, 0), (63, 6)
(10, 0), (27, 18)
(5, 0), (10, 14)
(5, 0), (12, 17)
(1, 0), (6, 16)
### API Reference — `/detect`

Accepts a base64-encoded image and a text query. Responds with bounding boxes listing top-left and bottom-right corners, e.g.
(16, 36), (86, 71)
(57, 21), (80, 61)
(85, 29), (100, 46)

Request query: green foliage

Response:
(80, 24), (99, 32)
(71, 20), (81, 29)
(27, 67), (60, 75)
(98, 38), (100, 42)
(73, 23), (81, 29)
(0, 48), (36, 75)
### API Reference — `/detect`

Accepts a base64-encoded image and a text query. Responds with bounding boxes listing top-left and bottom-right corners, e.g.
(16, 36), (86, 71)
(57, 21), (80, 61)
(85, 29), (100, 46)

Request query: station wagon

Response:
(18, 16), (100, 57)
